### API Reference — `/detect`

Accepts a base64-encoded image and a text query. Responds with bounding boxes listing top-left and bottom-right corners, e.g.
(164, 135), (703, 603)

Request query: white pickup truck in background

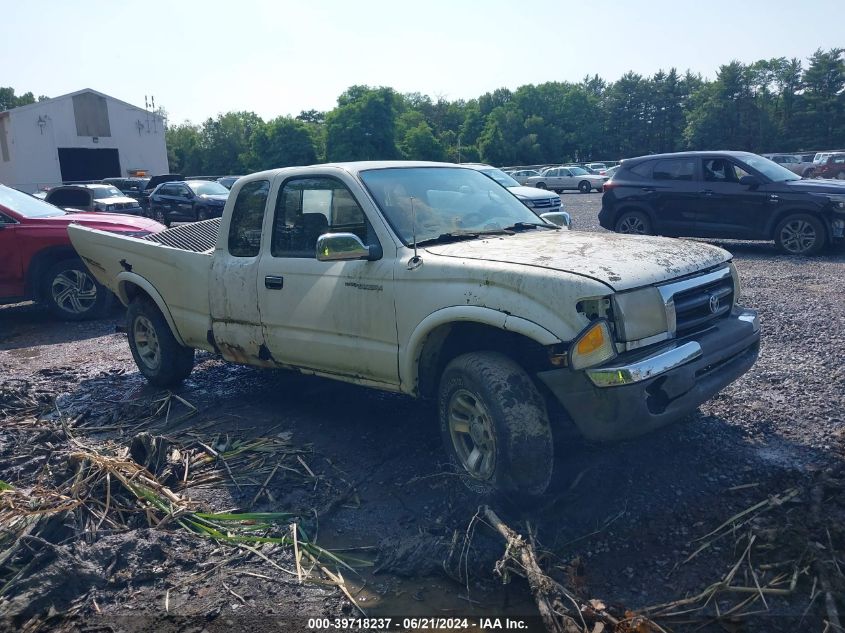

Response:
(68, 161), (761, 497)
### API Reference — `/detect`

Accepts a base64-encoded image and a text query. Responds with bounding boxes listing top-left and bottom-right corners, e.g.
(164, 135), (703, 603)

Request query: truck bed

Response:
(68, 221), (216, 350)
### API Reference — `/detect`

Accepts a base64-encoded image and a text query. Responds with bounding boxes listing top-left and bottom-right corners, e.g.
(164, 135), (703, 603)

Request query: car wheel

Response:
(127, 298), (195, 386)
(578, 180), (592, 193)
(438, 351), (553, 497)
(774, 214), (826, 256)
(614, 210), (652, 235)
(152, 207), (169, 227)
(197, 208), (209, 221)
(803, 168), (815, 179)
(535, 182), (548, 190)
(837, 172), (845, 181)
(43, 258), (111, 321)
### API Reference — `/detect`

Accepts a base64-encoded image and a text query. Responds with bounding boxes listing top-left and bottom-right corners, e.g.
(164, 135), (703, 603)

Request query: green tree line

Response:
(3, 49), (842, 173)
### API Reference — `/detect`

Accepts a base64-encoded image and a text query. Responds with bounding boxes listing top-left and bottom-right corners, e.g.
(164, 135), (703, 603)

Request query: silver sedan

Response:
(524, 166), (608, 193)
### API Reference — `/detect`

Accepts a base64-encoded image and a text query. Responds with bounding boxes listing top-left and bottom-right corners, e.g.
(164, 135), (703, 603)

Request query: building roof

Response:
(0, 88), (163, 119)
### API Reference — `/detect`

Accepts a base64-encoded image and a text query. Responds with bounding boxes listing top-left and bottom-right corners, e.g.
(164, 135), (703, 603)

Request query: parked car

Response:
(461, 164), (569, 222)
(507, 169), (541, 185)
(217, 176), (244, 190)
(814, 153), (845, 180)
(525, 166), (608, 193)
(604, 165), (620, 179)
(137, 174), (185, 211)
(761, 154), (815, 178)
(101, 177), (151, 201)
(69, 161), (760, 496)
(148, 179), (231, 225)
(585, 162), (608, 175)
(45, 184), (144, 215)
(0, 184), (163, 319)
(599, 151), (845, 255)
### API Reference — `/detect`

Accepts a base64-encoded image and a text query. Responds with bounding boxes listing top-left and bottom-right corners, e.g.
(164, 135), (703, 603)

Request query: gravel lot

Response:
(1, 192), (843, 632)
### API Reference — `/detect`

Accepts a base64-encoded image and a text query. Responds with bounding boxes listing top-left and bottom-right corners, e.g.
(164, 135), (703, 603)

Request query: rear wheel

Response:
(774, 214), (826, 255)
(43, 258), (110, 320)
(438, 352), (553, 497)
(127, 298), (195, 386)
(152, 206), (169, 227)
(614, 210), (652, 235)
(578, 180), (592, 193)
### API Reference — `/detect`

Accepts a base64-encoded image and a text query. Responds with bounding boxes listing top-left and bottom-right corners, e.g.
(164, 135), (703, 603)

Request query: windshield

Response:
(188, 181), (229, 196)
(742, 155), (801, 182)
(360, 167), (546, 245)
(479, 168), (520, 187)
(0, 185), (65, 218)
(91, 186), (125, 198)
(569, 167), (589, 175)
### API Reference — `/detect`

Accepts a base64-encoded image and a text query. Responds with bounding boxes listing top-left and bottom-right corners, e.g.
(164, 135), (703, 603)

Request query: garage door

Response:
(58, 148), (121, 182)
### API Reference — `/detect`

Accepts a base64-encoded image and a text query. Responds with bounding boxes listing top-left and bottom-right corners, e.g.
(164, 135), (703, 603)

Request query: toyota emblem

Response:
(708, 294), (721, 314)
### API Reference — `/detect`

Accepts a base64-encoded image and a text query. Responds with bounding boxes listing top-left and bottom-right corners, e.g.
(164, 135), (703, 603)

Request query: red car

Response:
(0, 184), (164, 320)
(815, 153), (845, 180)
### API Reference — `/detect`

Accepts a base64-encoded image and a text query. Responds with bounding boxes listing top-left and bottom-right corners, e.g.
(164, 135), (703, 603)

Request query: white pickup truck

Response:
(68, 161), (761, 497)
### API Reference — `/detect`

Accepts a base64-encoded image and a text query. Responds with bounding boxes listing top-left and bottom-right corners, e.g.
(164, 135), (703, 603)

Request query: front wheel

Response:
(774, 214), (826, 255)
(438, 352), (553, 497)
(578, 180), (592, 193)
(196, 207), (209, 221)
(535, 182), (548, 190)
(127, 298), (195, 386)
(43, 258), (110, 320)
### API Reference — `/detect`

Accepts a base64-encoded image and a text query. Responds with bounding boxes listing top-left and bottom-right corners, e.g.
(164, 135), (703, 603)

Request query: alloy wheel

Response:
(617, 215), (647, 234)
(447, 389), (496, 481)
(779, 219), (817, 254)
(51, 269), (98, 315)
(133, 314), (162, 371)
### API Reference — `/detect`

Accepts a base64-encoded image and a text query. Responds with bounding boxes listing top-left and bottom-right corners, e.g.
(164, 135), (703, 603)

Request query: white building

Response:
(0, 88), (169, 193)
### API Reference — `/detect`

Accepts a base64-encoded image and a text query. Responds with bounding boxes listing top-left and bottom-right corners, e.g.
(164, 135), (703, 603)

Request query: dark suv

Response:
(148, 179), (230, 225)
(600, 151), (845, 255)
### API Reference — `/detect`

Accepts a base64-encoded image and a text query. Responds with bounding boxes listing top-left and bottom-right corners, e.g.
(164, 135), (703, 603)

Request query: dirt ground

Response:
(1, 192), (843, 632)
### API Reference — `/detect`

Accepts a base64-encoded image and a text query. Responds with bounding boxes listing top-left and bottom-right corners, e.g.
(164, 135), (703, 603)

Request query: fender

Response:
(400, 305), (561, 392)
(116, 271), (187, 347)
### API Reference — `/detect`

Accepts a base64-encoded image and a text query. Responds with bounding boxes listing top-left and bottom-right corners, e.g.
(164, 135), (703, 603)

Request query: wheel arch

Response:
(403, 306), (561, 398)
(26, 246), (81, 300)
(765, 207), (831, 243)
(612, 203), (656, 229)
(117, 272), (187, 346)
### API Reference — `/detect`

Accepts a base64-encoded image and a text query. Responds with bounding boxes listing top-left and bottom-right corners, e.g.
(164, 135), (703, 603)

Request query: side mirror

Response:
(540, 211), (572, 229)
(316, 232), (382, 262)
(739, 175), (761, 188)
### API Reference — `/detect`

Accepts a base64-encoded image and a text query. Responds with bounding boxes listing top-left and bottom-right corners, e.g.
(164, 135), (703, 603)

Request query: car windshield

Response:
(0, 185), (65, 218)
(188, 181), (229, 196)
(479, 168), (520, 187)
(360, 167), (546, 245)
(569, 167), (589, 175)
(91, 186), (125, 198)
(742, 155), (801, 182)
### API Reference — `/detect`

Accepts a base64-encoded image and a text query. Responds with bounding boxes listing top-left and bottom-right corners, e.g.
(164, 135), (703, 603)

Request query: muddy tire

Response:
(438, 352), (553, 497)
(774, 213), (826, 255)
(127, 298), (195, 387)
(43, 258), (110, 321)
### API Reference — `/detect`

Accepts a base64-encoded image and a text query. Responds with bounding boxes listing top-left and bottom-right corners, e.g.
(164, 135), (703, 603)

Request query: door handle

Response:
(699, 189), (714, 196)
(264, 275), (284, 290)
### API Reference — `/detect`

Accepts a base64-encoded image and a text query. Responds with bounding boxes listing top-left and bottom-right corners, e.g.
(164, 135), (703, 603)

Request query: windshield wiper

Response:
(502, 221), (560, 231)
(417, 229), (512, 246)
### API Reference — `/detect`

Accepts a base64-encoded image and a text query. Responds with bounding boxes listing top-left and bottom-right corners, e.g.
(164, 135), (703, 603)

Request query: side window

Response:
(0, 212), (13, 224)
(652, 159), (695, 181)
(177, 185), (192, 197)
(48, 189), (90, 207)
(703, 158), (741, 183)
(560, 169), (571, 177)
(271, 177), (374, 259)
(228, 180), (269, 257)
(158, 185), (174, 196)
(629, 161), (654, 178)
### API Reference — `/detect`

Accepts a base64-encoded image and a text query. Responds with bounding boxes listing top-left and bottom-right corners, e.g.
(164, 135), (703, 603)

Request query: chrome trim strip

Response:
(586, 341), (703, 388)
(657, 266), (732, 301)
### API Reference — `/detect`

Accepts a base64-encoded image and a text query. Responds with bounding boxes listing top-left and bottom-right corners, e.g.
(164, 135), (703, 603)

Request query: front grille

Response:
(142, 218), (220, 253)
(529, 197), (561, 209)
(672, 273), (734, 334)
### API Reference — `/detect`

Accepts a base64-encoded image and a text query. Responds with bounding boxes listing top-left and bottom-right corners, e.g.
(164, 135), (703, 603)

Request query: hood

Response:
(508, 186), (560, 201)
(35, 212), (164, 234)
(424, 230), (730, 291)
(200, 194), (229, 202)
(781, 178), (845, 193)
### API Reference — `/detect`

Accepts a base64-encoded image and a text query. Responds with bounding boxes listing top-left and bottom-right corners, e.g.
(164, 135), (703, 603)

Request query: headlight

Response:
(611, 287), (669, 341)
(729, 261), (741, 304)
(570, 320), (617, 370)
(826, 194), (845, 210)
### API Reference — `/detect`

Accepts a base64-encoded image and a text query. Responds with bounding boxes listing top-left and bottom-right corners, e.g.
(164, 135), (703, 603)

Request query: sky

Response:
(2, 0), (842, 124)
